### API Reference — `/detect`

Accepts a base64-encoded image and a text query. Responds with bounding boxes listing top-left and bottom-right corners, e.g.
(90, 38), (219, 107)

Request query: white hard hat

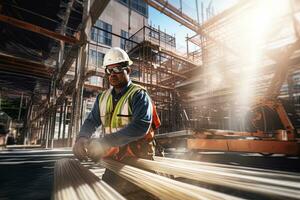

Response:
(103, 47), (133, 68)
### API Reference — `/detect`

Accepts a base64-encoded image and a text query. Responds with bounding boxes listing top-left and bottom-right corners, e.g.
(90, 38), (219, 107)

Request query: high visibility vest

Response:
(98, 83), (161, 160)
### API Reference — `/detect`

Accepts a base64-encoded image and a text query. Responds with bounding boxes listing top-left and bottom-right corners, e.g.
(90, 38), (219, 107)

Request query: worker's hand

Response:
(73, 137), (89, 161)
(87, 139), (109, 162)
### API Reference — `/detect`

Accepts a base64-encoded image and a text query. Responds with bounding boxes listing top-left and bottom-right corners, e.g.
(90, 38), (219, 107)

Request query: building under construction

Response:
(0, 0), (300, 200)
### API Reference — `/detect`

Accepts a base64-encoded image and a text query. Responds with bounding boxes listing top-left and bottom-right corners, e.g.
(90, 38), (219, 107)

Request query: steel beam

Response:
(145, 0), (239, 56)
(32, 0), (110, 124)
(0, 14), (78, 44)
(266, 40), (300, 98)
(57, 0), (111, 82)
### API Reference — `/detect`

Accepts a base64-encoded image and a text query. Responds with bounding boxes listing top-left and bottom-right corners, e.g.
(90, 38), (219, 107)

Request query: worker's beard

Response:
(109, 74), (129, 90)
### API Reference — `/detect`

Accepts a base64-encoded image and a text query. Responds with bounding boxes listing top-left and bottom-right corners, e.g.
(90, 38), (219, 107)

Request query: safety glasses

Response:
(105, 63), (128, 75)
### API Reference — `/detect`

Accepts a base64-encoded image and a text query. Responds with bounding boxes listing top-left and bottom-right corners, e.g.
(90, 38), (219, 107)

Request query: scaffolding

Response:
(5, 0), (300, 148)
(173, 0), (300, 132)
(123, 25), (198, 133)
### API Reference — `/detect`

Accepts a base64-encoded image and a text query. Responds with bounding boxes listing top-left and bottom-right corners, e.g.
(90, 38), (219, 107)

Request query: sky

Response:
(148, 0), (239, 53)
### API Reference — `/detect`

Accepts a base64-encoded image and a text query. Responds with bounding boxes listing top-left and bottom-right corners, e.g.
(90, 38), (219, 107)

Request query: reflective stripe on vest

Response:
(99, 83), (149, 134)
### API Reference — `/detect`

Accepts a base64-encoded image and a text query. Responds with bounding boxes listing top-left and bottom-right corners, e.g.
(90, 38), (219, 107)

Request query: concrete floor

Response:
(0, 149), (73, 200)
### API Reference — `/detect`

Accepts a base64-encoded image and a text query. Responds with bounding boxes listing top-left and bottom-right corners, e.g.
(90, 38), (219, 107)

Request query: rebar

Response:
(141, 156), (300, 199)
(53, 159), (125, 200)
(101, 159), (244, 200)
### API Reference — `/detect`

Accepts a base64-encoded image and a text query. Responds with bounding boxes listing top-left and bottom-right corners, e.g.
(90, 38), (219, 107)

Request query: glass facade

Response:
(120, 30), (129, 50)
(91, 20), (112, 46)
(90, 76), (102, 85)
(89, 50), (105, 68)
(118, 0), (148, 17)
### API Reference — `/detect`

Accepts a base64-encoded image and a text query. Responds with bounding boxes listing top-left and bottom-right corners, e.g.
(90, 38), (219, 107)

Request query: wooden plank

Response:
(187, 139), (229, 151)
(0, 53), (54, 79)
(228, 140), (300, 155)
(187, 139), (300, 155)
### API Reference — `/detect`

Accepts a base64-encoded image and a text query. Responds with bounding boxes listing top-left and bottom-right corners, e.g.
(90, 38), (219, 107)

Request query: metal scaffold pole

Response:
(71, 0), (91, 146)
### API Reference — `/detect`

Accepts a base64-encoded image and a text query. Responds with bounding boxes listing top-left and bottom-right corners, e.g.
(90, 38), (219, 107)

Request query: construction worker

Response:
(73, 47), (160, 196)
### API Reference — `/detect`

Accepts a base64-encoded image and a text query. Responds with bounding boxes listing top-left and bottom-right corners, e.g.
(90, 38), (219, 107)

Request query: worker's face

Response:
(106, 64), (130, 89)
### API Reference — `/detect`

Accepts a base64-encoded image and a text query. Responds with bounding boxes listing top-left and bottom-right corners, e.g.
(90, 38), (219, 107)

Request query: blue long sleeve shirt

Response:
(78, 81), (153, 148)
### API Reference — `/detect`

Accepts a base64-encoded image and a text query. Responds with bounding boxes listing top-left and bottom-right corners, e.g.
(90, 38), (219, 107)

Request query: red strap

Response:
(103, 147), (119, 158)
(152, 103), (161, 130)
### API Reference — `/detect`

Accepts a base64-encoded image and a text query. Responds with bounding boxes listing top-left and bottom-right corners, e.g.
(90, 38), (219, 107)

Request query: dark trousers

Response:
(101, 142), (162, 199)
(102, 169), (137, 194)
(102, 168), (159, 200)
